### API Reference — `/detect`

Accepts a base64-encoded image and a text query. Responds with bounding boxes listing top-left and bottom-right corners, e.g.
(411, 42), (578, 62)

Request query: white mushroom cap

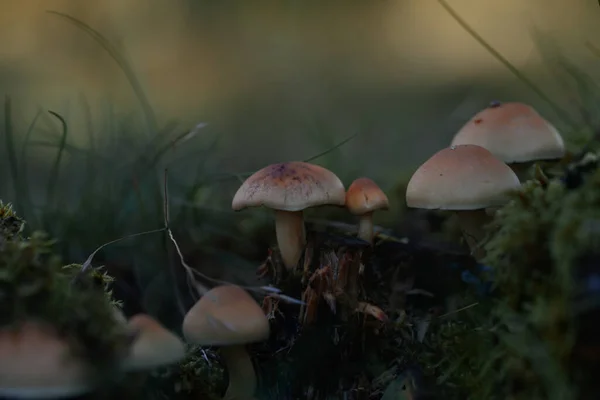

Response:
(232, 161), (346, 212)
(406, 145), (520, 210)
(450, 101), (565, 163)
(182, 285), (269, 346)
(0, 321), (92, 398)
(122, 314), (185, 371)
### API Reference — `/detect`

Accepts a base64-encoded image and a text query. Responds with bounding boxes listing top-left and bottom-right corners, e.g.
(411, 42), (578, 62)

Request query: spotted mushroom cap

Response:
(232, 161), (346, 212)
(345, 177), (389, 215)
(450, 101), (565, 163)
(406, 144), (520, 210)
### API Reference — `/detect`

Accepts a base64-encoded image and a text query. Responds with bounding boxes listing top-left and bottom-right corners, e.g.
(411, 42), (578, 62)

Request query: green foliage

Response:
(145, 345), (226, 400)
(0, 201), (24, 244)
(0, 221), (131, 382)
(476, 154), (600, 400)
(62, 263), (124, 308)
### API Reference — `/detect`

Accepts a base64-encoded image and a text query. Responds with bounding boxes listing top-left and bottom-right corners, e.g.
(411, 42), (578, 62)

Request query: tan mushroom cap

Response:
(232, 161), (346, 212)
(0, 320), (92, 398)
(406, 144), (520, 210)
(450, 102), (565, 163)
(123, 314), (185, 371)
(182, 285), (269, 346)
(345, 177), (389, 215)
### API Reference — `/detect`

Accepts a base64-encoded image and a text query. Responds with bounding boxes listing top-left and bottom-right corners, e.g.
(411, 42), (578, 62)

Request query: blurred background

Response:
(2, 0), (599, 172)
(1, 0), (600, 324)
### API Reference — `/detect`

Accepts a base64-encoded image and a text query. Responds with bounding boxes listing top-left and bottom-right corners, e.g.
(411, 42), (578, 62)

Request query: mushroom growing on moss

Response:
(345, 177), (389, 244)
(406, 144), (520, 260)
(182, 285), (270, 400)
(0, 320), (93, 398)
(450, 101), (565, 181)
(232, 161), (346, 270)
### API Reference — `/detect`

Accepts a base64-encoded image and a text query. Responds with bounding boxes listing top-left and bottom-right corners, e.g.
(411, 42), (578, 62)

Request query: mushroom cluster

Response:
(0, 163), (395, 399)
(0, 288), (187, 398)
(405, 101), (566, 260)
(232, 161), (391, 326)
(0, 279), (268, 399)
(450, 101), (566, 181)
(0, 100), (570, 399)
(232, 162), (390, 270)
(116, 283), (273, 400)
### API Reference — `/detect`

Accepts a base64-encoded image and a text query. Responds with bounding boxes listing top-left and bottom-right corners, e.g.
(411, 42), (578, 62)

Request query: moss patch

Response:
(0, 205), (131, 386)
(471, 152), (600, 400)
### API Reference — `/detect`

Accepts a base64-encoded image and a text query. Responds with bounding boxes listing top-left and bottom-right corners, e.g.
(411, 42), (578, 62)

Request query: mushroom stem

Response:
(221, 344), (257, 400)
(454, 209), (492, 261)
(274, 210), (306, 270)
(356, 212), (374, 244)
(508, 161), (534, 182)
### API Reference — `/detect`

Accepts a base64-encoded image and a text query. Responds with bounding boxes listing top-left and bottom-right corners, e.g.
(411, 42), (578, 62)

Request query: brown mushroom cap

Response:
(0, 321), (91, 398)
(123, 314), (185, 370)
(182, 285), (269, 346)
(345, 177), (389, 215)
(232, 161), (346, 212)
(406, 144), (520, 210)
(450, 101), (565, 163)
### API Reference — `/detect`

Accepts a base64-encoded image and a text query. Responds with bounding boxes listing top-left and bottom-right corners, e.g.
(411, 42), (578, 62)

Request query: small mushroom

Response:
(406, 144), (520, 260)
(345, 177), (389, 244)
(232, 161), (346, 270)
(122, 314), (185, 371)
(182, 285), (270, 400)
(0, 320), (93, 398)
(450, 101), (565, 181)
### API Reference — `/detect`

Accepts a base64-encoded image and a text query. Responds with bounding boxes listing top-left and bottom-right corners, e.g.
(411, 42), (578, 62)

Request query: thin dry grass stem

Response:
(73, 228), (167, 284)
(72, 172), (303, 305)
(436, 302), (480, 319)
(436, 0), (576, 129)
(162, 170), (305, 305)
(162, 168), (207, 300)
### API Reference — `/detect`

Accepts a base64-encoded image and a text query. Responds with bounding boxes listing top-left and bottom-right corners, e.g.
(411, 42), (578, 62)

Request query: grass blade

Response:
(3, 96), (21, 209)
(18, 108), (43, 223)
(435, 0), (577, 129)
(46, 10), (157, 135)
(45, 111), (68, 210)
(304, 131), (359, 163)
(206, 131), (360, 183)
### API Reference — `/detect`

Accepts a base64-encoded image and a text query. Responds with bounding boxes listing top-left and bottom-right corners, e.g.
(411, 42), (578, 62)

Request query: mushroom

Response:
(345, 177), (389, 244)
(405, 144), (520, 260)
(0, 320), (93, 398)
(122, 314), (185, 371)
(232, 161), (346, 270)
(182, 285), (270, 400)
(450, 101), (565, 181)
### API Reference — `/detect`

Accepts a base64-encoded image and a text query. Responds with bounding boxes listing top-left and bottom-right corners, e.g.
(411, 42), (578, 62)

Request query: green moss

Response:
(145, 345), (226, 400)
(0, 201), (24, 244)
(0, 226), (131, 384)
(472, 153), (600, 400)
(63, 263), (124, 308)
